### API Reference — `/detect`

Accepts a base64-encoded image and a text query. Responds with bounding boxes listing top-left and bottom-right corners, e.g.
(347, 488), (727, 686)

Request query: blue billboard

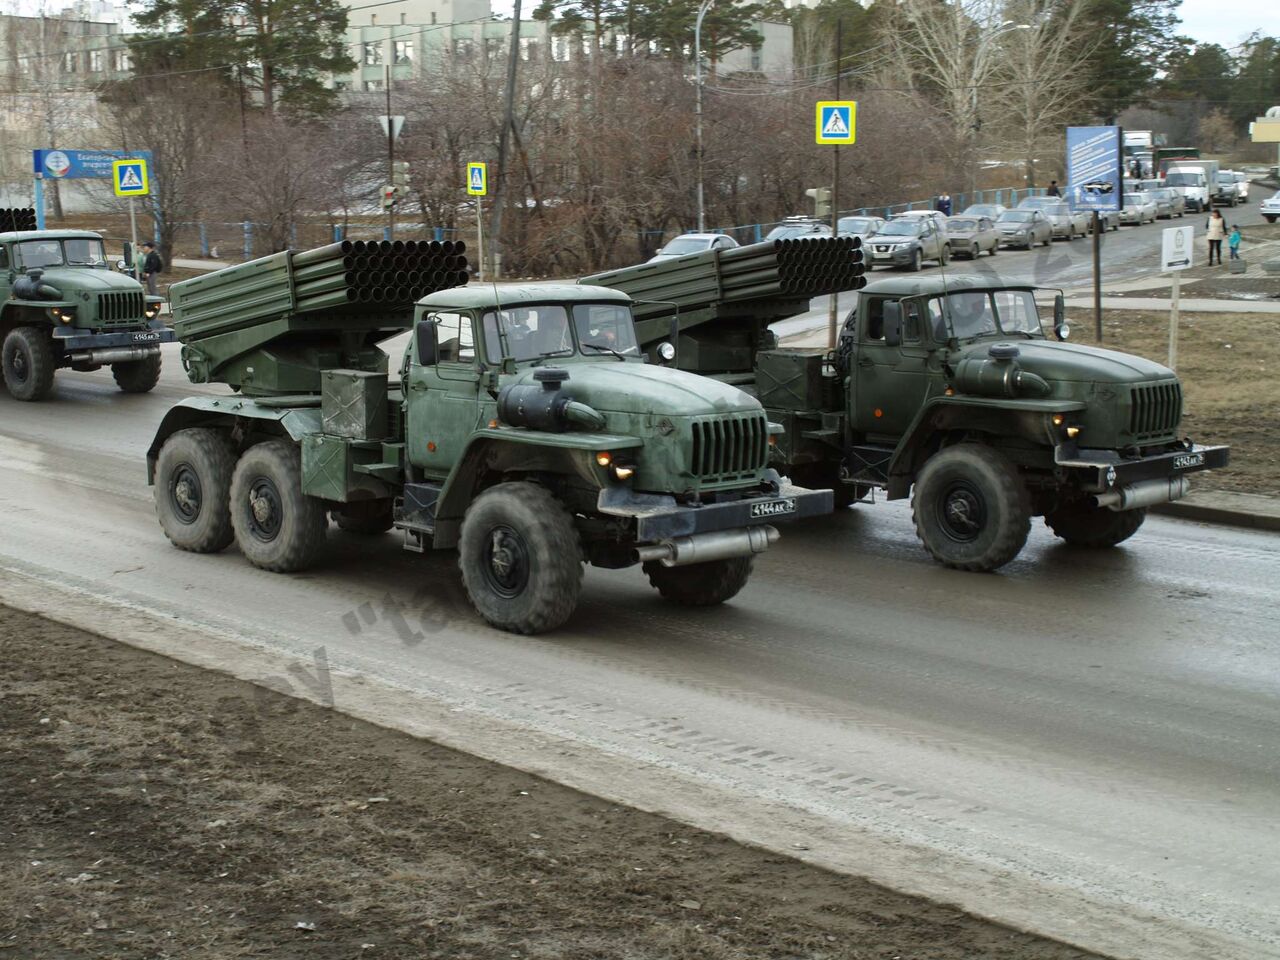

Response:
(1065, 126), (1123, 212)
(32, 149), (154, 180)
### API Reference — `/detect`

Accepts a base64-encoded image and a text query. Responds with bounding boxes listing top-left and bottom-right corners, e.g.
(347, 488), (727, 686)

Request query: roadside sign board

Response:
(112, 158), (149, 197)
(1065, 126), (1123, 212)
(815, 101), (856, 145)
(466, 162), (487, 196)
(33, 148), (154, 180)
(378, 115), (405, 141)
(1161, 225), (1194, 271)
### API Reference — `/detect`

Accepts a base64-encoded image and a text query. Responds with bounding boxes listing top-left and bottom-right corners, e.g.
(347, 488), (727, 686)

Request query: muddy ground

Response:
(0, 606), (1106, 960)
(1066, 309), (1279, 496)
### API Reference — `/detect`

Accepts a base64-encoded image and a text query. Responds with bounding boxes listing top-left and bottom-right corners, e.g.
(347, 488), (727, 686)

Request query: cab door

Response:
(851, 297), (933, 440)
(405, 311), (485, 480)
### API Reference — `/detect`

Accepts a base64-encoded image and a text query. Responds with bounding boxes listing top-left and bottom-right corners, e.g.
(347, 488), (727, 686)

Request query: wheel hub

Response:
(938, 481), (986, 542)
(169, 465), (202, 524)
(9, 348), (27, 383)
(483, 525), (530, 599)
(246, 478), (283, 542)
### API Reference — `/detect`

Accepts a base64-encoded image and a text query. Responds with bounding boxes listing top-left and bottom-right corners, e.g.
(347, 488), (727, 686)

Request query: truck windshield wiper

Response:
(581, 342), (626, 361)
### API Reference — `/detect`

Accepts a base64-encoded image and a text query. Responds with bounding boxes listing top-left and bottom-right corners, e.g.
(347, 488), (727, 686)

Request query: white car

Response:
(889, 209), (951, 236)
(1261, 190), (1280, 224)
(1230, 171), (1250, 201)
(648, 233), (739, 262)
(1120, 192), (1157, 224)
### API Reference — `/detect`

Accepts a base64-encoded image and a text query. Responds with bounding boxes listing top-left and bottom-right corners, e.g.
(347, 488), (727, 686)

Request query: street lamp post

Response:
(694, 0), (715, 232)
(969, 21), (1030, 199)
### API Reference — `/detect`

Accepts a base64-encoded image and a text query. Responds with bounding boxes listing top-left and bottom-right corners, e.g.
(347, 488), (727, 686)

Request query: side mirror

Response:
(121, 241), (134, 268)
(1053, 295), (1069, 341)
(416, 320), (437, 364)
(883, 301), (903, 347)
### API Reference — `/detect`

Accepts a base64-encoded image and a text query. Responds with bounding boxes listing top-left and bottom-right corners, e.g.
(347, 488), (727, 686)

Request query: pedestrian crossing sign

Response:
(815, 101), (856, 145)
(466, 162), (487, 196)
(112, 158), (149, 197)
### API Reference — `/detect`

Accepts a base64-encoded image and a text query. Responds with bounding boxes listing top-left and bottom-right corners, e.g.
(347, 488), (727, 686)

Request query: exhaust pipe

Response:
(1093, 476), (1191, 511)
(634, 525), (779, 567)
(67, 345), (161, 365)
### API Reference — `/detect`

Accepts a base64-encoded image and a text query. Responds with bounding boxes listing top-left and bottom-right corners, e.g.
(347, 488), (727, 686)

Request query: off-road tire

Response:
(154, 427), (236, 553)
(912, 443), (1031, 572)
(458, 482), (582, 634)
(1045, 502), (1147, 548)
(333, 500), (395, 534)
(112, 354), (162, 393)
(644, 556), (753, 607)
(230, 440), (327, 572)
(2, 326), (56, 401)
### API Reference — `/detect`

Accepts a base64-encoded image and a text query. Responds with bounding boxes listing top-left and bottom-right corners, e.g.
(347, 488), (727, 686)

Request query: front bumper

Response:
(998, 233), (1032, 247)
(52, 321), (176, 351)
(867, 245), (917, 266)
(1055, 441), (1230, 493)
(598, 481), (833, 542)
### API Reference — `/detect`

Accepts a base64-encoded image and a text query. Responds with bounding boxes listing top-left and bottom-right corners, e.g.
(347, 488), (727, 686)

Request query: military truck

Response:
(146, 241), (831, 635)
(1, 210), (170, 401)
(585, 252), (1229, 572)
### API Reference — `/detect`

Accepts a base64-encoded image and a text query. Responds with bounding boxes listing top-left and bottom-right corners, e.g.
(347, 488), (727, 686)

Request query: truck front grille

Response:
(1129, 382), (1182, 440)
(690, 414), (769, 484)
(97, 291), (145, 327)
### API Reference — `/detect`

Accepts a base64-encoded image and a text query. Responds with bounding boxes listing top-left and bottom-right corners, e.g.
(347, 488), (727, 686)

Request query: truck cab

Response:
(766, 276), (1228, 570)
(1, 223), (171, 400)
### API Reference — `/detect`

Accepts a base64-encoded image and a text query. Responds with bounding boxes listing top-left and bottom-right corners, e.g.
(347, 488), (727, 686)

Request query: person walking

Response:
(140, 241), (164, 296)
(1205, 210), (1227, 265)
(935, 193), (952, 216)
(1228, 225), (1242, 261)
(1047, 180), (1061, 197)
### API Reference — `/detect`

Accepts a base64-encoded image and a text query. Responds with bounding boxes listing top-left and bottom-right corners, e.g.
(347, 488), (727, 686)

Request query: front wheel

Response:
(644, 557), (753, 607)
(939, 244), (951, 265)
(912, 444), (1031, 572)
(1045, 502), (1147, 547)
(112, 354), (162, 393)
(2, 326), (56, 401)
(154, 427), (236, 553)
(988, 242), (998, 256)
(229, 440), (328, 572)
(908, 249), (922, 272)
(459, 482), (582, 634)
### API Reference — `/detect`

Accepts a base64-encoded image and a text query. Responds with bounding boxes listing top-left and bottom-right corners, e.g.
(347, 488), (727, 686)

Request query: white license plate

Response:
(131, 331), (161, 342)
(750, 498), (796, 519)
(1173, 453), (1205, 470)
(873, 251), (892, 259)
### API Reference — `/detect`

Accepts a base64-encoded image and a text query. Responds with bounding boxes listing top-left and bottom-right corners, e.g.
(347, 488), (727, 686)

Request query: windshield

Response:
(1123, 194), (1143, 205)
(877, 221), (922, 236)
(572, 303), (640, 357)
(64, 238), (107, 265)
(16, 239), (65, 268)
(482, 305), (574, 363)
(964, 205), (998, 216)
(838, 217), (874, 233)
(1039, 205), (1068, 216)
(929, 290), (1042, 340)
(999, 211), (1034, 223)
(948, 219), (978, 231)
(15, 238), (107, 268)
(659, 237), (711, 256)
(765, 224), (829, 240)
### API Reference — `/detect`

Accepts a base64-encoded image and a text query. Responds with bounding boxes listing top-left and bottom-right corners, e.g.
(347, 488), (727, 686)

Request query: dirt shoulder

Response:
(1068, 309), (1279, 496)
(0, 606), (1105, 960)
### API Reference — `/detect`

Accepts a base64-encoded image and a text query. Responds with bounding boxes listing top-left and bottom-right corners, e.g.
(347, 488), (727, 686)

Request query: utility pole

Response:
(694, 0), (715, 232)
(488, 0), (522, 279)
(385, 64), (395, 240)
(827, 19), (842, 351)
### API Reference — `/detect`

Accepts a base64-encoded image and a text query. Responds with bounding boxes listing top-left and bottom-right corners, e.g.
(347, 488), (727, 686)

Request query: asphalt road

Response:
(1, 351), (1278, 959)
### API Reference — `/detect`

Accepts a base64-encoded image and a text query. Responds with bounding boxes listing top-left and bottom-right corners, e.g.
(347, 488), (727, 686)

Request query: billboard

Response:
(1065, 126), (1123, 212)
(32, 149), (154, 180)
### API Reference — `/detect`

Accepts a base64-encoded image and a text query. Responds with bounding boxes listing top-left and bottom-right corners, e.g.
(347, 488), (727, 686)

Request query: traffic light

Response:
(805, 187), (832, 218)
(381, 184), (398, 209)
(392, 161), (410, 189)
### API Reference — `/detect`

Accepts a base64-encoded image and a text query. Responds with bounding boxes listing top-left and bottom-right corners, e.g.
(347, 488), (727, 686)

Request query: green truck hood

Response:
(35, 266), (142, 294)
(955, 339), (1173, 384)
(515, 361), (761, 416)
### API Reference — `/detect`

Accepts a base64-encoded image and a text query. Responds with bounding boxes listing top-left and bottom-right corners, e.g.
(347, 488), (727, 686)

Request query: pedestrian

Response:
(1228, 224), (1242, 260)
(140, 241), (164, 296)
(935, 193), (952, 216)
(1047, 180), (1061, 197)
(1205, 210), (1227, 265)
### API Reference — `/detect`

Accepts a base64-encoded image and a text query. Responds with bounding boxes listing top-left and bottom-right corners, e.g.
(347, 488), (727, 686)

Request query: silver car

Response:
(1261, 189), (1280, 223)
(1228, 170), (1249, 201)
(945, 215), (999, 258)
(648, 232), (739, 262)
(1119, 192), (1157, 224)
(1149, 187), (1185, 219)
(996, 209), (1052, 248)
(961, 203), (1006, 219)
(865, 218), (950, 270)
(1019, 199), (1088, 239)
(836, 215), (885, 243)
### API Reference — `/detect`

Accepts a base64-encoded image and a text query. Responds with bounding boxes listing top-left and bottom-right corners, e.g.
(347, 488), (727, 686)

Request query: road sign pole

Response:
(33, 175), (45, 230)
(1092, 211), (1102, 343)
(1168, 270), (1180, 371)
(475, 197), (485, 283)
(386, 65), (395, 241)
(828, 19), (842, 352)
(128, 197), (138, 275)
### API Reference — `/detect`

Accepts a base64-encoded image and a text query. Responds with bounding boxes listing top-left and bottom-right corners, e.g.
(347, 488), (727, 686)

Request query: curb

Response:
(1151, 498), (1280, 532)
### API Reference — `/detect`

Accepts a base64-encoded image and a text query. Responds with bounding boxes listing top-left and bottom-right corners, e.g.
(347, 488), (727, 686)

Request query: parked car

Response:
(764, 219), (833, 241)
(1212, 173), (1240, 207)
(995, 209), (1052, 248)
(1119, 192), (1158, 224)
(889, 209), (951, 236)
(1149, 187), (1185, 219)
(1019, 198), (1088, 239)
(648, 232), (739, 262)
(1091, 209), (1122, 232)
(864, 218), (950, 271)
(836, 215), (885, 243)
(1261, 189), (1280, 223)
(944, 215), (999, 258)
(1230, 170), (1250, 201)
(961, 203), (1006, 218)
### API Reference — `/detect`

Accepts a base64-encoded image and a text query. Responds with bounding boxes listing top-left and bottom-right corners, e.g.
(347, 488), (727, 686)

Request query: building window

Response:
(453, 38), (475, 58)
(112, 49), (131, 71)
(88, 49), (104, 72)
(363, 42), (383, 66)
(519, 37), (537, 60)
(552, 36), (570, 61)
(333, 80), (351, 90)
(394, 40), (413, 63)
(431, 11), (437, 24)
(364, 78), (384, 91)
(63, 51), (78, 72)
(484, 37), (503, 59)
(749, 45), (762, 72)
(16, 55), (31, 73)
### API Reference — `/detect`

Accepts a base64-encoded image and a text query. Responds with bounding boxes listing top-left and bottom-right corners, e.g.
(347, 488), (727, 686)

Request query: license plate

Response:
(1173, 453), (1205, 470)
(750, 498), (796, 519)
(131, 331), (161, 342)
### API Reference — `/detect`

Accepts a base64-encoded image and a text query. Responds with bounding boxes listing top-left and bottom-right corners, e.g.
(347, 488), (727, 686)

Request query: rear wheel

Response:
(2, 326), (56, 401)
(459, 482), (582, 634)
(1045, 502), (1147, 547)
(154, 427), (236, 553)
(230, 440), (328, 572)
(645, 557), (753, 607)
(912, 444), (1031, 572)
(112, 354), (162, 393)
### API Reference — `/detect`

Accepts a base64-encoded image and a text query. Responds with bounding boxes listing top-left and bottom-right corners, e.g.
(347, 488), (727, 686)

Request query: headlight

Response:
(657, 341), (676, 362)
(144, 303), (161, 319)
(49, 307), (75, 324)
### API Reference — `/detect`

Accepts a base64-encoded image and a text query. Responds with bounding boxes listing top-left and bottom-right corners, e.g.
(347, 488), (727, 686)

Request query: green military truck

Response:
(586, 252), (1229, 572)
(1, 210), (170, 401)
(146, 241), (831, 634)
